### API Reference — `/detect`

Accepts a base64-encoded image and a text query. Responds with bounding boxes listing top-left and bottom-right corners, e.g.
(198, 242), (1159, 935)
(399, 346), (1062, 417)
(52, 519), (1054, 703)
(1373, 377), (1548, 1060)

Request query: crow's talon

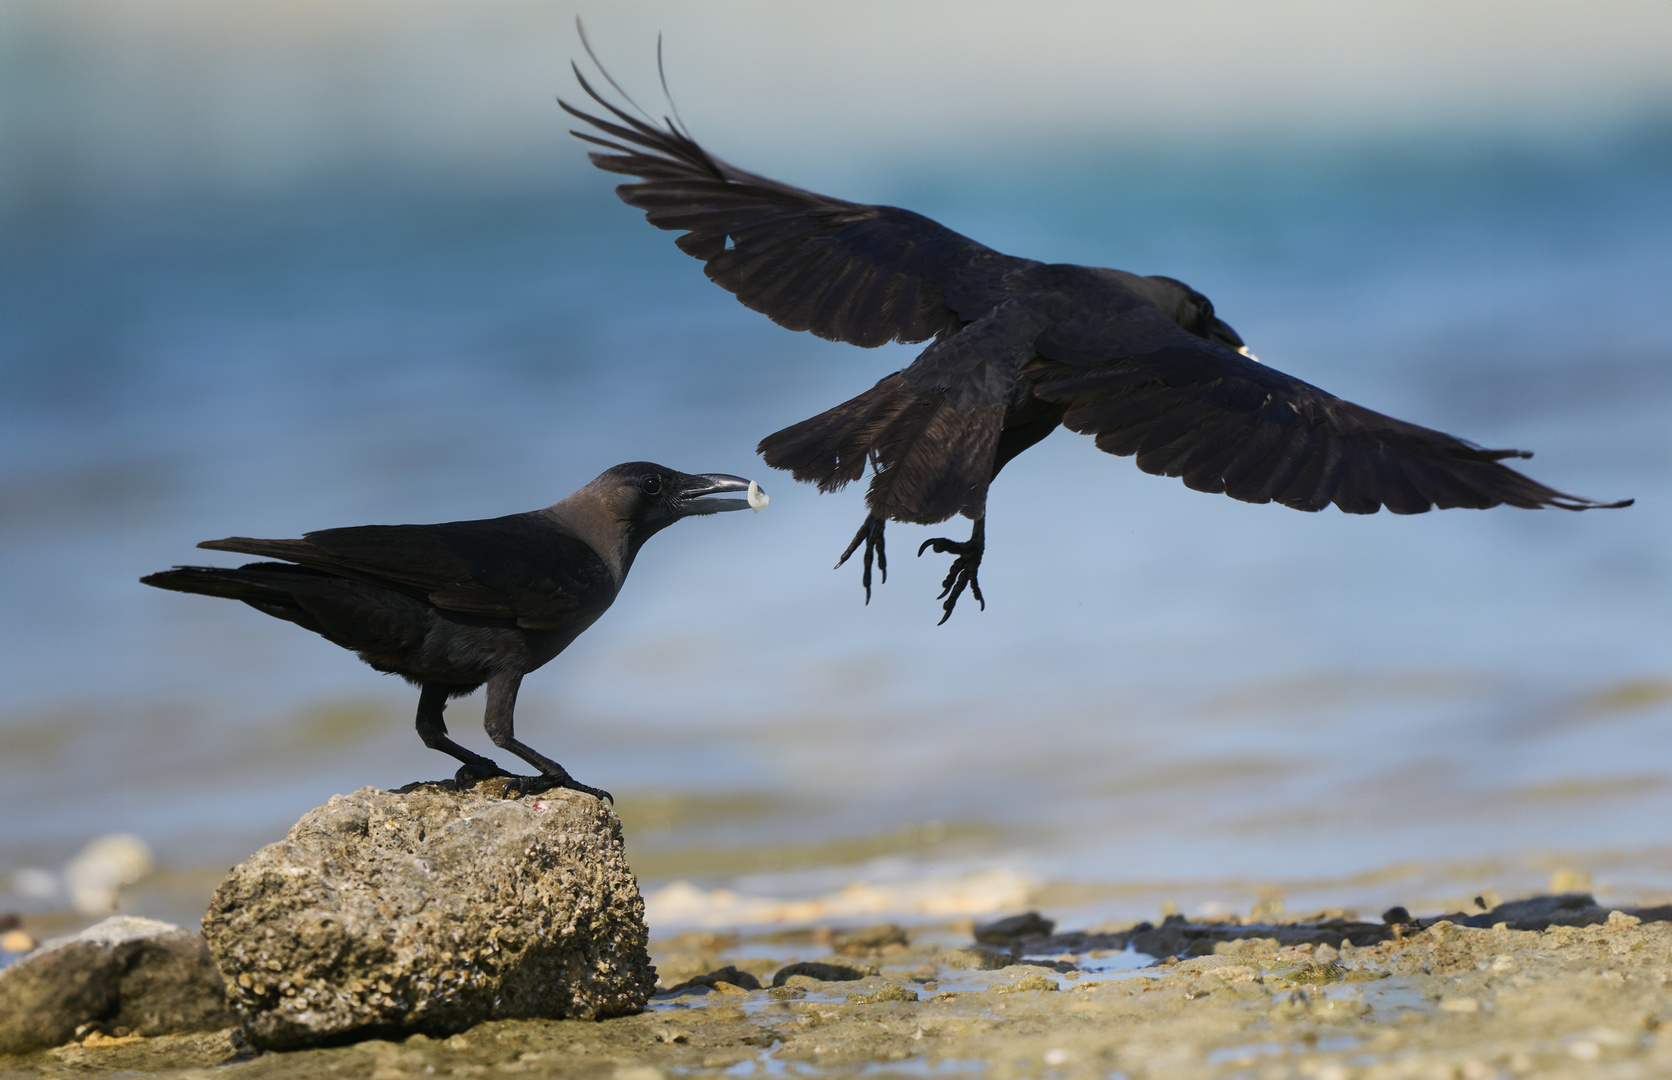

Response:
(834, 516), (887, 603)
(562, 779), (615, 804)
(916, 527), (986, 624)
(491, 773), (614, 804)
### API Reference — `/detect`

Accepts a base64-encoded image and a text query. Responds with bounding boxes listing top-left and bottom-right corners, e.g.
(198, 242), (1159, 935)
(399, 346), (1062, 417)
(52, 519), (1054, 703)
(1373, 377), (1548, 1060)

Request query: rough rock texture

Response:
(0, 916), (232, 1055)
(201, 783), (655, 1050)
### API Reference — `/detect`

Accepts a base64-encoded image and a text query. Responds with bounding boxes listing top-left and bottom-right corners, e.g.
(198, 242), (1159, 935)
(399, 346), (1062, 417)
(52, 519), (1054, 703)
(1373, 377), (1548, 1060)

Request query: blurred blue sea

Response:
(2, 2), (1669, 932)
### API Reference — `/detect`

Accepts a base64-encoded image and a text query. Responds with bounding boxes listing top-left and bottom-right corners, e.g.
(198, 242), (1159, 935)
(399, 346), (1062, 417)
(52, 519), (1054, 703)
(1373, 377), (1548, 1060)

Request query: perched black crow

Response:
(142, 463), (762, 800)
(561, 51), (1631, 623)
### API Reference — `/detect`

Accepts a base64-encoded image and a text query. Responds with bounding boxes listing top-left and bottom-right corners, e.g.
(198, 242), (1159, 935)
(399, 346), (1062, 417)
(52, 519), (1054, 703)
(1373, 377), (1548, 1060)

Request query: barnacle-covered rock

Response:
(202, 784), (654, 1049)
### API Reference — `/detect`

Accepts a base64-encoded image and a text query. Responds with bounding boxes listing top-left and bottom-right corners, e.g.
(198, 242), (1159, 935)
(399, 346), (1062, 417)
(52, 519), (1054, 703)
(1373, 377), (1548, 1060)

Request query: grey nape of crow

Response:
(559, 50), (1632, 624)
(141, 463), (760, 801)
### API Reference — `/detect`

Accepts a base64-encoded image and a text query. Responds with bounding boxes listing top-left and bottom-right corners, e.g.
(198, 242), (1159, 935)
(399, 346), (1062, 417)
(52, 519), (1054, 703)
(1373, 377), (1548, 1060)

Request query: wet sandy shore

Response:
(7, 900), (1670, 1079)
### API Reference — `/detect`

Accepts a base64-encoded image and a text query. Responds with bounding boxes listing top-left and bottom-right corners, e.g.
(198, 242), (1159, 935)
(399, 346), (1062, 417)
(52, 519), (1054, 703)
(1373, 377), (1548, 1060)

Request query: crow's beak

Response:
(1208, 316), (1259, 363)
(677, 473), (757, 515)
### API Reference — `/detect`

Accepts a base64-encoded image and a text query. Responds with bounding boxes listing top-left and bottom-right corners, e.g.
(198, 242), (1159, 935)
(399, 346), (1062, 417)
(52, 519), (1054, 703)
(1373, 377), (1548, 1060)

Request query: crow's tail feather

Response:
(757, 372), (1002, 526)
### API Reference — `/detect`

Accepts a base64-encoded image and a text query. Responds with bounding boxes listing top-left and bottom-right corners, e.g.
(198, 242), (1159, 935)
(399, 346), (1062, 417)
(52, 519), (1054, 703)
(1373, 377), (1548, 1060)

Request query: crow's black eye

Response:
(641, 476), (663, 495)
(1198, 300), (1214, 323)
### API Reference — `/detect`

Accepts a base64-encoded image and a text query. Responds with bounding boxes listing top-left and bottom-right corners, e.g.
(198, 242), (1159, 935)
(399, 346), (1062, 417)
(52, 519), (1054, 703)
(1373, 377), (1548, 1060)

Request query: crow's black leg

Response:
(415, 683), (511, 784)
(480, 671), (613, 803)
(833, 514), (887, 603)
(917, 517), (986, 625)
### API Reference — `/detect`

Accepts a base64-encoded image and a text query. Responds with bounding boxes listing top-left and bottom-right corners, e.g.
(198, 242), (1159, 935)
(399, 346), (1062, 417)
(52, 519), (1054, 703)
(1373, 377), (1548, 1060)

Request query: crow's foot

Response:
(453, 758), (512, 786)
(917, 528), (985, 625)
(834, 515), (887, 603)
(502, 773), (614, 804)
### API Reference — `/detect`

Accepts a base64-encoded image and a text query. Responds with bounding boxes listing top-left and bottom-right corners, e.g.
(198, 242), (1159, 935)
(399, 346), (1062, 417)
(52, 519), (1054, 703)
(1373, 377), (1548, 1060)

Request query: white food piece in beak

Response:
(747, 480), (769, 513)
(1237, 345), (1261, 364)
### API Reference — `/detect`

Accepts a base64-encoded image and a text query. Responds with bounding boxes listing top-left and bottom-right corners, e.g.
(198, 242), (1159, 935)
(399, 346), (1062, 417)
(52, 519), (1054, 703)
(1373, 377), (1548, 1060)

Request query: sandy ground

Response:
(5, 901), (1669, 1079)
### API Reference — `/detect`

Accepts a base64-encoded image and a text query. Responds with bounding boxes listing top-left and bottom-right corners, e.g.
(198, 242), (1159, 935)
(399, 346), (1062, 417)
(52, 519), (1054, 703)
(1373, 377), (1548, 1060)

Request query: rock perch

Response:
(202, 783), (655, 1049)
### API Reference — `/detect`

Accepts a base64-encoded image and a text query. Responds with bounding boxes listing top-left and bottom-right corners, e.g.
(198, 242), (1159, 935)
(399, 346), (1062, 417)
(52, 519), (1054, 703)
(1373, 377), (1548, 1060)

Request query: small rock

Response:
(0, 916), (233, 1055)
(1171, 955), (1265, 983)
(1476, 893), (1599, 930)
(832, 923), (908, 955)
(770, 961), (869, 987)
(991, 971), (1059, 994)
(1548, 868), (1592, 894)
(973, 912), (1054, 944)
(699, 964), (762, 990)
(660, 965), (762, 996)
(202, 784), (655, 1050)
(775, 976), (823, 990)
(846, 983), (919, 1004)
(933, 946), (1011, 971)
(1284, 959), (1346, 984)
(2, 929), (36, 954)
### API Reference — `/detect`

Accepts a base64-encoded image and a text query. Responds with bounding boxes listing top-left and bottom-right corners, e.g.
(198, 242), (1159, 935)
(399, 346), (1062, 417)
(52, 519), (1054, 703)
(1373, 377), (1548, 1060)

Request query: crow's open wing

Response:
(199, 516), (611, 630)
(562, 71), (1034, 348)
(1027, 310), (1630, 514)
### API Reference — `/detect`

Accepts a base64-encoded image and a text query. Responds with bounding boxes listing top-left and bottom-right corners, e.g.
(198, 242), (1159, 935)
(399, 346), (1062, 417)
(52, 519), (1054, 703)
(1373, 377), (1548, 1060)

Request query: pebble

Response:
(1, 930), (36, 954)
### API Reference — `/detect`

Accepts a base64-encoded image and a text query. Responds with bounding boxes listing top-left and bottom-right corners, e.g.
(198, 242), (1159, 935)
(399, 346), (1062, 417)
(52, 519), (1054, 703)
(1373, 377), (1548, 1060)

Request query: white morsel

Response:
(747, 480), (769, 512)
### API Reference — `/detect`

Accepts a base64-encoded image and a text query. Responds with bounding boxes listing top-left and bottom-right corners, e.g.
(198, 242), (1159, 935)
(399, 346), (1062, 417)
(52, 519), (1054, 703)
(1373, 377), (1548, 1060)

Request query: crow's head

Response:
(1144, 275), (1259, 361)
(589, 462), (759, 547)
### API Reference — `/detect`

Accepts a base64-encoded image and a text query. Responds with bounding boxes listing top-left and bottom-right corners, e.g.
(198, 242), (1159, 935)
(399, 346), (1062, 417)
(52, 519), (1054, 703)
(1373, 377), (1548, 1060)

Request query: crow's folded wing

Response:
(1027, 310), (1630, 514)
(199, 516), (612, 629)
(562, 72), (1035, 347)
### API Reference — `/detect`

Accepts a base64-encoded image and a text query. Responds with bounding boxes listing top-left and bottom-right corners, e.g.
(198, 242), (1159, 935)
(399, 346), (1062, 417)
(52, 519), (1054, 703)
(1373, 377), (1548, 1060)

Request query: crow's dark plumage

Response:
(142, 463), (759, 800)
(561, 49), (1631, 622)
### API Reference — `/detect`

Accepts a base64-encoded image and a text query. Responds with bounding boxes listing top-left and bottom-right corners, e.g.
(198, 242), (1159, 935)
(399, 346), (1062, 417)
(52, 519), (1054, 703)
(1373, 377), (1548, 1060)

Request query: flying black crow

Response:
(142, 463), (763, 800)
(560, 48), (1631, 623)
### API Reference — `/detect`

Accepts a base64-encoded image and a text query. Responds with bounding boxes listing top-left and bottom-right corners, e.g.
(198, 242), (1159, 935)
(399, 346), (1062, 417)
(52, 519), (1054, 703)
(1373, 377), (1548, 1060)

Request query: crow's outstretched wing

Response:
(562, 71), (1035, 348)
(1027, 305), (1630, 514)
(199, 516), (612, 630)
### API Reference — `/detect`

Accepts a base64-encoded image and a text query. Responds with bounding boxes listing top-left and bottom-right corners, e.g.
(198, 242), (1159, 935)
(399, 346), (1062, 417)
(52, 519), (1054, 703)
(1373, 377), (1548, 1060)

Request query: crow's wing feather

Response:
(199, 517), (611, 630)
(562, 73), (1035, 347)
(1027, 312), (1627, 514)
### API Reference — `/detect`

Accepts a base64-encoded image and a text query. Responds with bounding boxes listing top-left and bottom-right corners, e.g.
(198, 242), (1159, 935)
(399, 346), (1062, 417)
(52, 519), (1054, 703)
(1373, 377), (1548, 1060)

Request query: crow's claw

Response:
(916, 526), (986, 625)
(515, 774), (614, 804)
(496, 773), (614, 804)
(834, 515), (887, 603)
(454, 762), (612, 803)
